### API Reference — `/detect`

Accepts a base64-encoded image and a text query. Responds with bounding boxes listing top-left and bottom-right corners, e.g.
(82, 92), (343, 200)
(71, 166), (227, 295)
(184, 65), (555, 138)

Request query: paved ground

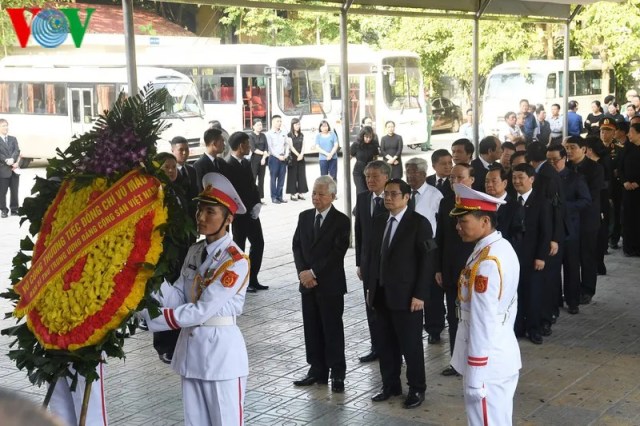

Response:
(1, 133), (639, 425)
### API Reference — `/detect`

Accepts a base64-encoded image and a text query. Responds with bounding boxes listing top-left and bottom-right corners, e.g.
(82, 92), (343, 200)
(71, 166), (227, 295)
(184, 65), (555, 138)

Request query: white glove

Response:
(250, 203), (261, 219)
(5, 158), (14, 166)
(465, 385), (487, 402)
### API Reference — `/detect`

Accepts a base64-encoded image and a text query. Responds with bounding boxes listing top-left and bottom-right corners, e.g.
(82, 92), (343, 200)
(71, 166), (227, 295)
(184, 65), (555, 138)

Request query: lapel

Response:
(387, 209), (410, 254)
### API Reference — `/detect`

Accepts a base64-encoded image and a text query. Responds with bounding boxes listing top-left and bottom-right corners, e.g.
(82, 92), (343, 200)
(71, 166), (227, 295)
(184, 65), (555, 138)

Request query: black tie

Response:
(409, 190), (418, 210)
(373, 197), (383, 216)
(181, 166), (189, 180)
(381, 217), (395, 253)
(437, 178), (443, 188)
(200, 247), (208, 264)
(314, 213), (322, 239)
(379, 217), (395, 287)
(518, 195), (524, 206)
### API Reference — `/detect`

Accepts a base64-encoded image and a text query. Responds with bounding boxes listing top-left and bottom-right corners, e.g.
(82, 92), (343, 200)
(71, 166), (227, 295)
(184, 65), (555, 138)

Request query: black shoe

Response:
(290, 195), (298, 201)
(359, 351), (378, 363)
(567, 305), (579, 315)
(331, 378), (345, 393)
(278, 198), (288, 203)
(293, 375), (327, 387)
(10, 210), (18, 216)
(541, 323), (552, 337)
(528, 332), (543, 345)
(250, 283), (269, 290)
(597, 266), (607, 275)
(272, 198), (281, 204)
(441, 366), (460, 377)
(371, 387), (402, 402)
(610, 242), (619, 249)
(403, 391), (425, 409)
(297, 194), (306, 200)
(427, 334), (441, 344)
(137, 319), (149, 331)
(159, 353), (172, 364)
(0, 212), (7, 218)
(246, 286), (257, 293)
(579, 294), (592, 305)
(550, 314), (558, 324)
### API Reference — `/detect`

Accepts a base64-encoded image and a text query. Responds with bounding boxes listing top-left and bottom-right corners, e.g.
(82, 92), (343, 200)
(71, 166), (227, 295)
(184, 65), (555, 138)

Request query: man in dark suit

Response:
(193, 128), (228, 192)
(510, 164), (552, 345)
(427, 149), (454, 198)
(565, 136), (605, 305)
(171, 136), (198, 202)
(435, 163), (476, 377)
(0, 119), (20, 218)
(225, 132), (268, 293)
(366, 178), (435, 409)
(471, 136), (502, 192)
(354, 160), (391, 363)
(546, 145), (592, 315)
(484, 164), (518, 242)
(292, 176), (350, 393)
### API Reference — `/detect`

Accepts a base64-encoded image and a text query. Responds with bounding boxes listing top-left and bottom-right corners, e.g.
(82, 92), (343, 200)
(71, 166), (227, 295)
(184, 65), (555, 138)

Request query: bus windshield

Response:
(382, 57), (421, 110)
(156, 81), (205, 118)
(485, 73), (546, 101)
(276, 58), (330, 116)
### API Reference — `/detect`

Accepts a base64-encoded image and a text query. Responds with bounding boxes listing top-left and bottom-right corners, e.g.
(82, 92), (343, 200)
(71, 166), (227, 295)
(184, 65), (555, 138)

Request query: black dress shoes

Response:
(579, 293), (592, 305)
(541, 322), (552, 337)
(331, 378), (344, 393)
(528, 332), (543, 345)
(567, 305), (579, 315)
(441, 366), (460, 377)
(10, 210), (19, 216)
(371, 387), (402, 402)
(250, 283), (269, 291)
(246, 286), (257, 293)
(0, 211), (7, 218)
(427, 334), (441, 344)
(403, 390), (425, 409)
(359, 351), (378, 363)
(293, 375), (327, 387)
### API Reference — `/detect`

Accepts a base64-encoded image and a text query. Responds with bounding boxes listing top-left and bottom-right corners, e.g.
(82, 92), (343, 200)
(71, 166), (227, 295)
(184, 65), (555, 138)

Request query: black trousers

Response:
(579, 229), (598, 297)
(250, 157), (266, 199)
(361, 282), (378, 352)
(515, 268), (545, 335)
(373, 287), (426, 392)
(286, 159), (308, 195)
(622, 189), (640, 254)
(543, 243), (563, 321)
(301, 291), (346, 380)
(562, 238), (581, 308)
(0, 172), (19, 213)
(610, 181), (623, 245)
(231, 214), (264, 286)
(424, 267), (460, 355)
(153, 329), (180, 357)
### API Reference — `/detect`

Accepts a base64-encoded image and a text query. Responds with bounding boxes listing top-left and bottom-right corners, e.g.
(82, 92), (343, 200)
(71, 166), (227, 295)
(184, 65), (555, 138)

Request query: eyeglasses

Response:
(546, 157), (564, 164)
(384, 191), (404, 199)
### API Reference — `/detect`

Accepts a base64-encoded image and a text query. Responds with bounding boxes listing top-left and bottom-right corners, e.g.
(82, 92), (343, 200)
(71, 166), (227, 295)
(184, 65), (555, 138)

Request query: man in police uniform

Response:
(142, 172), (250, 426)
(450, 183), (521, 426)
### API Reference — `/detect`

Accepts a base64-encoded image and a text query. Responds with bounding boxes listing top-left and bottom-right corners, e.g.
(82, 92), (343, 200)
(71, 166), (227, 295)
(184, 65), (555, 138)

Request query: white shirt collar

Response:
(315, 205), (332, 220)
(389, 206), (408, 223)
(479, 155), (492, 169)
(205, 153), (217, 163)
(415, 181), (428, 195)
(518, 188), (533, 203)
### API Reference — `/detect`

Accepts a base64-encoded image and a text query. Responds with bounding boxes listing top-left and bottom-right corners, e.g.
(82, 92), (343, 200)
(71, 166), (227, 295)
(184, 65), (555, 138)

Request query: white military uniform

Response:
(143, 172), (250, 426)
(49, 362), (108, 426)
(451, 230), (521, 426)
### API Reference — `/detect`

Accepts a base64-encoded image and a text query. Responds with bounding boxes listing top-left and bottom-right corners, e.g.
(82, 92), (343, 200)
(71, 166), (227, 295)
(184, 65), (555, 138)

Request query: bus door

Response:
(364, 75), (376, 131)
(241, 65), (270, 129)
(69, 87), (95, 136)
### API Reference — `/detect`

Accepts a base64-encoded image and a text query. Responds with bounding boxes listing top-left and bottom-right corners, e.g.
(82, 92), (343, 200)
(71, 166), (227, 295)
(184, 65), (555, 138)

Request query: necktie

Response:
(409, 190), (418, 210)
(381, 217), (395, 252)
(181, 166), (189, 180)
(373, 197), (383, 216)
(518, 195), (524, 206)
(314, 213), (322, 239)
(200, 247), (208, 264)
(437, 178), (443, 188)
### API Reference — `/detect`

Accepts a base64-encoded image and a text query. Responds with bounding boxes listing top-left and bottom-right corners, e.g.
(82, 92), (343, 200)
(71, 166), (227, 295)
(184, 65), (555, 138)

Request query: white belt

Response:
(201, 316), (236, 326)
(459, 310), (510, 324)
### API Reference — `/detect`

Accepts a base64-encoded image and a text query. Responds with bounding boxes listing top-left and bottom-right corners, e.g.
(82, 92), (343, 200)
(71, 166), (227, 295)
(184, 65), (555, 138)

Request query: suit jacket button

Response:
(189, 332), (194, 337)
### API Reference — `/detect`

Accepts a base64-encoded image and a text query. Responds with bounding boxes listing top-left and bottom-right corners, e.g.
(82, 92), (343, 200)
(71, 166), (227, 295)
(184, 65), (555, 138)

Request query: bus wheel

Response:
(451, 119), (460, 133)
(18, 158), (32, 169)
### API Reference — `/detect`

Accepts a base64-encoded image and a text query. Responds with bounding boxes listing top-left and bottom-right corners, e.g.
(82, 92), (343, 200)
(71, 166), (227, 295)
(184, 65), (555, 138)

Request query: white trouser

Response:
(182, 376), (247, 426)
(49, 363), (108, 426)
(464, 373), (519, 426)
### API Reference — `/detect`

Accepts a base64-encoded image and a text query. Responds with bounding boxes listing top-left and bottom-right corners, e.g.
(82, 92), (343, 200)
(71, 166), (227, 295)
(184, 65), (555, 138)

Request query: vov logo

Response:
(6, 8), (95, 48)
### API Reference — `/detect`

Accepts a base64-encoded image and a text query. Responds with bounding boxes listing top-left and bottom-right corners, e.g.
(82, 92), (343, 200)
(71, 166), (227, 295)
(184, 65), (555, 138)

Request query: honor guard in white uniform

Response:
(142, 172), (250, 426)
(449, 183), (521, 426)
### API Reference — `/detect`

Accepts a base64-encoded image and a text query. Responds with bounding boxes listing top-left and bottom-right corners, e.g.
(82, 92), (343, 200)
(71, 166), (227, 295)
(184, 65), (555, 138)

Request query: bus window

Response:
(0, 82), (24, 113)
(365, 75), (376, 125)
(329, 66), (341, 100)
(199, 66), (236, 103)
(486, 73), (545, 101)
(95, 84), (116, 114)
(25, 83), (46, 114)
(46, 83), (68, 115)
(382, 57), (421, 110)
(560, 70), (614, 97)
(275, 58), (329, 116)
(546, 73), (557, 99)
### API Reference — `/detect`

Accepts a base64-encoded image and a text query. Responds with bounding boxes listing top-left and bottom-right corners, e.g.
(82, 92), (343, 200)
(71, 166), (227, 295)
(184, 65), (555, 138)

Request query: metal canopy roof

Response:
(164, 0), (619, 21)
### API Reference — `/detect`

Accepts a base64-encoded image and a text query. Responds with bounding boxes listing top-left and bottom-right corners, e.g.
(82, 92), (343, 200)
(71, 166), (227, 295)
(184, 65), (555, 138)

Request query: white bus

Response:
(482, 58), (615, 135)
(0, 64), (206, 165)
(313, 44), (428, 148)
(2, 45), (333, 154)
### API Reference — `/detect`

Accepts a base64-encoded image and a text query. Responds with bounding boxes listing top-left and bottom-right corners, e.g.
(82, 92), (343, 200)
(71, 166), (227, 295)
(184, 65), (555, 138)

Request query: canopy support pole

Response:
(123, 0), (138, 95)
(340, 1), (353, 225)
(563, 6), (582, 140)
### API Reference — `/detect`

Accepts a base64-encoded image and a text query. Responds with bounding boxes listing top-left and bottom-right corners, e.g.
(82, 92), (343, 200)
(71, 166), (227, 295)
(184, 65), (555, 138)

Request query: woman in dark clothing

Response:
(286, 117), (308, 201)
(621, 124), (640, 256)
(350, 126), (379, 194)
(584, 100), (605, 137)
(249, 118), (269, 203)
(586, 137), (611, 274)
(380, 120), (403, 179)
